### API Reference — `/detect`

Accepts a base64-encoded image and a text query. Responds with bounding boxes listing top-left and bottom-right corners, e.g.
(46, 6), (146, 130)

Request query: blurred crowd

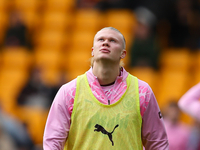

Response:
(0, 0), (200, 149)
(163, 100), (200, 150)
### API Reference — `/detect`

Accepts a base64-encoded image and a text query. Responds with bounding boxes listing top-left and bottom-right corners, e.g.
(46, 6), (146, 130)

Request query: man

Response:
(43, 27), (169, 150)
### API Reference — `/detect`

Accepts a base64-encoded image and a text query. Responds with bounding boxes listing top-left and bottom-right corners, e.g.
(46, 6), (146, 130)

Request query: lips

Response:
(100, 48), (110, 53)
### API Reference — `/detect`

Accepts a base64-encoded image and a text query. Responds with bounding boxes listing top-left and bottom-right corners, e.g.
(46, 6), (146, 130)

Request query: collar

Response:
(86, 67), (128, 84)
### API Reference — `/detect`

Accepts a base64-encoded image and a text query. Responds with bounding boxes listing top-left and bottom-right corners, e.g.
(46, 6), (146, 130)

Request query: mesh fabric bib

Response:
(65, 73), (142, 150)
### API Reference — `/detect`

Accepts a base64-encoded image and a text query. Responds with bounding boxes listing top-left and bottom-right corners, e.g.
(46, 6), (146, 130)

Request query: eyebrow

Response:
(97, 36), (119, 41)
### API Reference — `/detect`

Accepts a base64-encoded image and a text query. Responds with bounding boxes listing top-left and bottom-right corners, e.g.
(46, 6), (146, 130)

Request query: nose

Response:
(102, 39), (109, 47)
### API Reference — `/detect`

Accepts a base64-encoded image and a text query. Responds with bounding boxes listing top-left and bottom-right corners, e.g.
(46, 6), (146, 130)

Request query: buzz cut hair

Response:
(95, 27), (126, 49)
(91, 27), (126, 67)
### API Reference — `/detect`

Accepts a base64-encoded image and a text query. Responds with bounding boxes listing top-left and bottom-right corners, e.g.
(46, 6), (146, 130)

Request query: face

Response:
(91, 29), (126, 64)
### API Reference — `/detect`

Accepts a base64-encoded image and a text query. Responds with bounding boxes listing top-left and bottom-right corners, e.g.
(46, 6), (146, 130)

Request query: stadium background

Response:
(0, 0), (200, 148)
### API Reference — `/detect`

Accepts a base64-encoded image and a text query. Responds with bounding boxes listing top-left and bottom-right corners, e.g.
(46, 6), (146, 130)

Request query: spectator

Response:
(163, 101), (191, 150)
(17, 67), (56, 110)
(129, 7), (160, 70)
(167, 0), (195, 49)
(3, 10), (31, 48)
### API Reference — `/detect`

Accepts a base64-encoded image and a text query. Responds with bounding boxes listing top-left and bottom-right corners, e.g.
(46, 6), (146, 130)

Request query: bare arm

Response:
(178, 82), (200, 121)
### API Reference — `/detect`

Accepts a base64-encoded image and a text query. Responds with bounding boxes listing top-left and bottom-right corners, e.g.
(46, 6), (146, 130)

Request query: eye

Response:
(98, 38), (104, 41)
(110, 39), (116, 42)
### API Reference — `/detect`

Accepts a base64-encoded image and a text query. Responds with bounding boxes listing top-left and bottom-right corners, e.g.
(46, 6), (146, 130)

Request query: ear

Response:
(120, 49), (126, 59)
(91, 47), (94, 56)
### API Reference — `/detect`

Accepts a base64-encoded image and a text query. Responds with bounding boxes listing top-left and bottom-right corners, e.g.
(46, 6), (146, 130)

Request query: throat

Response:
(100, 81), (115, 86)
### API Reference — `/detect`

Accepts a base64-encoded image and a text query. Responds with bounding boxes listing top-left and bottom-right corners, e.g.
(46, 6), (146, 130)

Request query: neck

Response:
(92, 61), (120, 86)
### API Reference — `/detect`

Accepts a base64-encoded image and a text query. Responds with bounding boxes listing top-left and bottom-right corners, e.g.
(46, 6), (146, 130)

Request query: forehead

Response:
(94, 29), (123, 40)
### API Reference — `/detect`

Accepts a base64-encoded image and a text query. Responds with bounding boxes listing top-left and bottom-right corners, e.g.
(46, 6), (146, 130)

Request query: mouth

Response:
(100, 48), (110, 53)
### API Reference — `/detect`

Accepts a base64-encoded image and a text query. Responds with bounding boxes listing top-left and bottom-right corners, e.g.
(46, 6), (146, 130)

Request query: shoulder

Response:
(127, 73), (154, 98)
(137, 78), (153, 94)
(62, 78), (77, 89)
(137, 78), (155, 116)
(137, 78), (153, 102)
(58, 78), (77, 97)
(52, 78), (77, 109)
(128, 73), (152, 91)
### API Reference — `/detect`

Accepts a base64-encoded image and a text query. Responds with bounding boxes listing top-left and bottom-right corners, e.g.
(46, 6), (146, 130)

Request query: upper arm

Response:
(43, 80), (76, 150)
(141, 86), (169, 150)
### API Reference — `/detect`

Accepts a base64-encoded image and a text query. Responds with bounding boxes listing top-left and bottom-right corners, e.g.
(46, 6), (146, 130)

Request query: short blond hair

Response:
(91, 27), (126, 67)
(94, 27), (126, 49)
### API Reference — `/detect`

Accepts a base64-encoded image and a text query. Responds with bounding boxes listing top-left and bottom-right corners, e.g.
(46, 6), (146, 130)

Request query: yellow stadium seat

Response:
(70, 31), (95, 52)
(67, 69), (88, 81)
(0, 12), (8, 44)
(0, 69), (29, 94)
(34, 30), (65, 50)
(194, 70), (200, 84)
(34, 50), (62, 70)
(34, 46), (62, 53)
(195, 51), (200, 73)
(66, 51), (91, 70)
(17, 106), (48, 144)
(0, 0), (9, 12)
(14, 0), (40, 12)
(0, 11), (8, 27)
(159, 48), (192, 72)
(41, 12), (72, 32)
(1, 47), (32, 70)
(187, 51), (200, 85)
(42, 68), (62, 86)
(22, 11), (40, 32)
(45, 0), (75, 13)
(128, 67), (158, 92)
(74, 9), (104, 32)
(63, 51), (91, 80)
(105, 9), (136, 34)
(156, 70), (190, 110)
(0, 69), (29, 114)
(0, 94), (18, 115)
(63, 33), (72, 50)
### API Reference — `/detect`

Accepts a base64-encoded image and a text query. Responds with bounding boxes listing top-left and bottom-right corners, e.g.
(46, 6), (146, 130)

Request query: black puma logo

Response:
(94, 124), (119, 146)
